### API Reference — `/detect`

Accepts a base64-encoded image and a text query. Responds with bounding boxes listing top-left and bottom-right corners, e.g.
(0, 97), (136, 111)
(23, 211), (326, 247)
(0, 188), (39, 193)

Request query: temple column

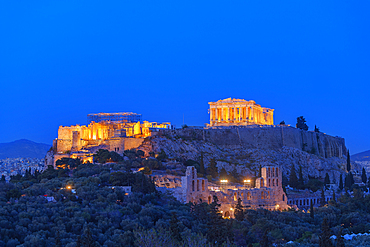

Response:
(221, 108), (224, 122)
(215, 107), (218, 122)
(210, 107), (213, 124)
(234, 107), (237, 122)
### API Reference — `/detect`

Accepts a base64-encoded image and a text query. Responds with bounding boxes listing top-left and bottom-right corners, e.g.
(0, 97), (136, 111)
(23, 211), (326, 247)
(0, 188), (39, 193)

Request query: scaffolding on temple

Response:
(87, 112), (142, 123)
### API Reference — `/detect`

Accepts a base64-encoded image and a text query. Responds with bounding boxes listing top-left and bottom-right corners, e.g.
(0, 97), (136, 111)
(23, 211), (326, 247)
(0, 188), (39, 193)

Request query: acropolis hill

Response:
(46, 98), (357, 182)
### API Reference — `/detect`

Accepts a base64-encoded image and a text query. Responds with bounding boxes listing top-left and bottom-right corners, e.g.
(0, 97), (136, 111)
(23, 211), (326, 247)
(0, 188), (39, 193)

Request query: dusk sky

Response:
(0, 1), (369, 154)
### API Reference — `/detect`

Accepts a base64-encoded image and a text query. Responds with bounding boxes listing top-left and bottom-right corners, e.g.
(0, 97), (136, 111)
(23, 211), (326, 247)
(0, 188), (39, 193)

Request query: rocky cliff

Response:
(164, 126), (346, 159)
(138, 127), (359, 183)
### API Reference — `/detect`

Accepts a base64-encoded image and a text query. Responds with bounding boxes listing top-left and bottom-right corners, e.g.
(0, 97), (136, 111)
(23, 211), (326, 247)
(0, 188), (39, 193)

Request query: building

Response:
(208, 98), (274, 127)
(87, 112), (142, 123)
(156, 165), (289, 218)
(45, 112), (170, 166)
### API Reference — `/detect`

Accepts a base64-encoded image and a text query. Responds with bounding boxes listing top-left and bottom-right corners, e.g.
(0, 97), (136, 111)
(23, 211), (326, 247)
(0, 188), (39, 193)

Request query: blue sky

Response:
(0, 1), (369, 154)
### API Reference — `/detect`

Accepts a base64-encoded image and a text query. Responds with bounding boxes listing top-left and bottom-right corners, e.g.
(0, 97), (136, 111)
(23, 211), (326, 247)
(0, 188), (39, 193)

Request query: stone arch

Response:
(272, 179), (275, 186)
(192, 180), (195, 192)
(247, 192), (251, 200)
(282, 194), (285, 201)
(276, 179), (279, 187)
(208, 195), (212, 204)
(234, 192), (237, 201)
(268, 168), (271, 177)
(272, 167), (275, 177)
(241, 192), (244, 198)
(276, 167), (279, 177)
(224, 211), (230, 218)
(268, 179), (271, 187)
(197, 180), (199, 191)
(261, 191), (265, 199)
(202, 180), (205, 191)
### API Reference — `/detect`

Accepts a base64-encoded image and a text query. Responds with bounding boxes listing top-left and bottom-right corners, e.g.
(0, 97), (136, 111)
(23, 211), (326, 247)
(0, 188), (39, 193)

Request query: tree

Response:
(332, 190), (336, 202)
(362, 167), (367, 184)
(320, 188), (326, 207)
(344, 173), (354, 190)
(324, 173), (330, 189)
(336, 228), (345, 247)
(296, 116), (308, 131)
(143, 166), (152, 175)
(0, 175), (5, 182)
(82, 225), (97, 247)
(169, 212), (182, 242)
(260, 229), (270, 247)
(347, 150), (351, 172)
(310, 199), (314, 219)
(314, 125), (320, 133)
(289, 165), (299, 188)
(199, 152), (205, 175)
(319, 218), (333, 247)
(298, 165), (304, 189)
(279, 121), (285, 125)
(207, 196), (230, 245)
(234, 197), (244, 221)
(339, 174), (343, 191)
(207, 159), (218, 178)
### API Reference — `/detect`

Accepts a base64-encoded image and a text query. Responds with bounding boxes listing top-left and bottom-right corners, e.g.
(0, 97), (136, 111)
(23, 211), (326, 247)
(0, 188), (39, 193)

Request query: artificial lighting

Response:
(66, 186), (71, 189)
(220, 180), (228, 183)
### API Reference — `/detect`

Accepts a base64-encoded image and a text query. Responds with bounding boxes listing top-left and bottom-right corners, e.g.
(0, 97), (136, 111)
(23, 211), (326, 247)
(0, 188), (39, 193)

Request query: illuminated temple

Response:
(208, 98), (274, 127)
(46, 112), (170, 166)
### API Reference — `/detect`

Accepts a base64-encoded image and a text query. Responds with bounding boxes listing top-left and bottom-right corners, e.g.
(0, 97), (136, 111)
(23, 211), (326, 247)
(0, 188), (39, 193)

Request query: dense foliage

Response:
(2, 156), (370, 246)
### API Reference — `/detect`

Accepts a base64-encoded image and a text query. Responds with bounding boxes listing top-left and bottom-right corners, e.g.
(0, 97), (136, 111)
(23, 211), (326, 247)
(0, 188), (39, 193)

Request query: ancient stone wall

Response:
(123, 138), (144, 151)
(165, 126), (346, 158)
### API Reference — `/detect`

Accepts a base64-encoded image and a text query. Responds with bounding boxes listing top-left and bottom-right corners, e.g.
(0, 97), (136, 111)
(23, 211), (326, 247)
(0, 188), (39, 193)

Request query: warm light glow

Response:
(244, 179), (251, 183)
(230, 208), (234, 211)
(220, 180), (228, 183)
(220, 211), (223, 213)
(138, 167), (145, 172)
(208, 98), (274, 127)
(66, 186), (71, 189)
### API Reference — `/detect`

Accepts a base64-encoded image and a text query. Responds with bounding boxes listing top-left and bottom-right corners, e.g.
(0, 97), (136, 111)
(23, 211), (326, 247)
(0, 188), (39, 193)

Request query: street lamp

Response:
(220, 179), (228, 190)
(244, 179), (251, 189)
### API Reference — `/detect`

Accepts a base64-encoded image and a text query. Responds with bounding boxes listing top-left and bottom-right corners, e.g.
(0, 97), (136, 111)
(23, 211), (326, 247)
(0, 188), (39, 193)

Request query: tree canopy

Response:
(296, 116), (309, 131)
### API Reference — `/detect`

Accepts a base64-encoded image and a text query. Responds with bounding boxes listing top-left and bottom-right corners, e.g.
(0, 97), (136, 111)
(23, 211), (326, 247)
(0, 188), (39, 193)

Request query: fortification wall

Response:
(124, 138), (144, 151)
(166, 126), (346, 158)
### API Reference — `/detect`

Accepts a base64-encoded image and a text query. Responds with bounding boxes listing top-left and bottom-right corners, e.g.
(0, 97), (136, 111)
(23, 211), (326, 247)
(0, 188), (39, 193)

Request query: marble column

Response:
(210, 108), (213, 124)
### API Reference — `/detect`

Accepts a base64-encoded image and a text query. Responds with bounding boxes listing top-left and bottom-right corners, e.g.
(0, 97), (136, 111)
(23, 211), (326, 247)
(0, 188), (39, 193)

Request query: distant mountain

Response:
(351, 150), (370, 162)
(0, 139), (51, 159)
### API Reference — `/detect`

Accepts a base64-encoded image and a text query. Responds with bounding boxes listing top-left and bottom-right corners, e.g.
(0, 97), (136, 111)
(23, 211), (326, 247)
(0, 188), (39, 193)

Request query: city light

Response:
(220, 180), (228, 183)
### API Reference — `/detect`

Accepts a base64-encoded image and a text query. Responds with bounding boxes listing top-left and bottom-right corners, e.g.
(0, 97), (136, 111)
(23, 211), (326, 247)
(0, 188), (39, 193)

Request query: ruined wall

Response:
(124, 138), (144, 151)
(166, 126), (346, 158)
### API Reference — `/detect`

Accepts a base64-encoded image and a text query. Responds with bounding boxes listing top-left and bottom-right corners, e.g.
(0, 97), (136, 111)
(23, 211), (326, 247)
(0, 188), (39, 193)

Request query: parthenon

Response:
(208, 98), (274, 127)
